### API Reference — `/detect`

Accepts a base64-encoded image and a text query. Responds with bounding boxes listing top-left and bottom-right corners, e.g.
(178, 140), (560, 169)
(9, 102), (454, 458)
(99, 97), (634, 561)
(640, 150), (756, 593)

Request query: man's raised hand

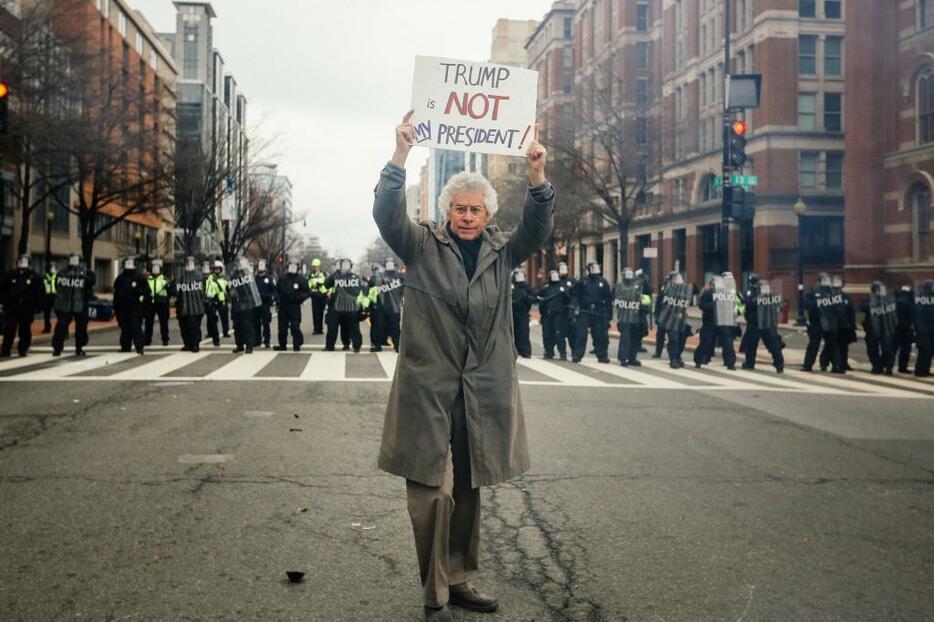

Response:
(527, 124), (547, 187)
(391, 110), (417, 168)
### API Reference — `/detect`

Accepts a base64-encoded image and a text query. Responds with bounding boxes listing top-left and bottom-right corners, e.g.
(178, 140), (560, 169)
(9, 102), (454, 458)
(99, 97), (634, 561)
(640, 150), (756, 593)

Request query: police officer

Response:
(556, 261), (576, 355)
(860, 281), (897, 375)
(656, 272), (691, 369)
(537, 269), (571, 360)
(1, 255), (45, 357)
(113, 257), (149, 354)
(635, 268), (651, 354)
(894, 284), (915, 373)
(43, 263), (57, 333)
(253, 260), (275, 348)
(570, 261), (612, 363)
(693, 278), (716, 368)
(307, 258), (328, 335)
(653, 273), (672, 358)
(275, 260), (310, 351)
(820, 275), (855, 371)
(711, 271), (739, 370)
(913, 280), (933, 377)
(171, 256), (205, 352)
(741, 274), (785, 372)
(145, 260), (170, 346)
(613, 267), (646, 366)
(378, 258), (404, 351)
(325, 259), (366, 352)
(229, 257), (262, 354)
(511, 269), (534, 358)
(803, 273), (834, 372)
(204, 260), (230, 346)
(367, 264), (387, 352)
(51, 253), (96, 357)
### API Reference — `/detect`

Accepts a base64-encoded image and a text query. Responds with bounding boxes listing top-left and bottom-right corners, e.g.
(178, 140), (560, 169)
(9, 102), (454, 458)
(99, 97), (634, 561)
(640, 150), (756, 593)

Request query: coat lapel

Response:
(470, 229), (505, 285)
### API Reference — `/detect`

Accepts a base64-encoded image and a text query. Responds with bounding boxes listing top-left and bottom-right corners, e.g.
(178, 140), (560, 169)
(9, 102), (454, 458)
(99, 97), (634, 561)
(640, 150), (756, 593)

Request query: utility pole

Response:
(720, 0), (732, 276)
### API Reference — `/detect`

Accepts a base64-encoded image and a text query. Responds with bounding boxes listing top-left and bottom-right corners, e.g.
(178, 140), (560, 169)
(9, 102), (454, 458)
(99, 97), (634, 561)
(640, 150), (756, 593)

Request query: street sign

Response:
(642, 247), (658, 258)
(713, 175), (758, 188)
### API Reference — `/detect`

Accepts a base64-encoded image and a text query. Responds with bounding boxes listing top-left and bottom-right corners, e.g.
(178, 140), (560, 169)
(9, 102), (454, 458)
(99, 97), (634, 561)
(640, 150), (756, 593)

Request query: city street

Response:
(1, 314), (932, 621)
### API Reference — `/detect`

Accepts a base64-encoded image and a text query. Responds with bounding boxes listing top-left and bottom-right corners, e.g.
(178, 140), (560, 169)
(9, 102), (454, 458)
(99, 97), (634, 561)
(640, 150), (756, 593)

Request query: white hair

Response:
(438, 172), (498, 218)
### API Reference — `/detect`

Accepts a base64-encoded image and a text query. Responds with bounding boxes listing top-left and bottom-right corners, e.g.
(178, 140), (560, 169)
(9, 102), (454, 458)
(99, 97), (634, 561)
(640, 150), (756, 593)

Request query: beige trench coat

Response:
(372, 163), (555, 488)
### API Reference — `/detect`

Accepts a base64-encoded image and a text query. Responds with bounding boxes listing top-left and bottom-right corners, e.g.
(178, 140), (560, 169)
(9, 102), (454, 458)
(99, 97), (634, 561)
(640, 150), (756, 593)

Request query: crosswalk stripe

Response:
(13, 352), (139, 380)
(206, 351), (278, 380)
(841, 370), (934, 395)
(518, 358), (604, 386)
(639, 360), (766, 390)
(109, 351), (212, 380)
(781, 367), (917, 398)
(0, 353), (55, 372)
(578, 359), (683, 388)
(376, 351), (398, 379)
(300, 351), (346, 381)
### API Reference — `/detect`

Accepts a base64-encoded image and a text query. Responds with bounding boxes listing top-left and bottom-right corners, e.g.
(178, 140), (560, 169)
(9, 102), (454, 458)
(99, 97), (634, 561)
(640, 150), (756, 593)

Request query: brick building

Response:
(844, 0), (934, 291)
(529, 0), (849, 306)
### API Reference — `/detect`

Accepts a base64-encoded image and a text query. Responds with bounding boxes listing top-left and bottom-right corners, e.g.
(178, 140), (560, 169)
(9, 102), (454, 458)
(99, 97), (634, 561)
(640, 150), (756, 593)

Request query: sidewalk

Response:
(25, 306), (179, 344)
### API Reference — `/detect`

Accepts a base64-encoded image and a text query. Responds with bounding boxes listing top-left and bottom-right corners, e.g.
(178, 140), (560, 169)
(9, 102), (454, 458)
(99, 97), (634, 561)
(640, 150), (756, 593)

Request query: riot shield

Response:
(228, 264), (262, 312)
(814, 286), (838, 332)
(714, 275), (737, 327)
(869, 292), (898, 337)
(175, 271), (206, 317)
(756, 279), (783, 331)
(658, 282), (690, 332)
(613, 283), (642, 324)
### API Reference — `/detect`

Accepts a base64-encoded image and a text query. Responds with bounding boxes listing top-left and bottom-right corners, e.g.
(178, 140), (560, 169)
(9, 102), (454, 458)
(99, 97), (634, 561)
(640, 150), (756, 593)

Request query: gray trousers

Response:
(405, 393), (480, 607)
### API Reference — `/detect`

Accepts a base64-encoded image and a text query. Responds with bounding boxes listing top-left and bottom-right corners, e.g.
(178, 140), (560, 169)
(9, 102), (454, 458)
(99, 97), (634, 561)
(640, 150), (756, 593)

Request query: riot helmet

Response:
(513, 269), (526, 283)
(185, 256), (196, 272)
(818, 272), (831, 287)
(237, 257), (251, 273)
(921, 280), (934, 296)
(831, 275), (843, 289)
(340, 259), (352, 272)
(588, 262), (602, 276)
(287, 260), (299, 274)
(257, 259), (267, 273)
(558, 261), (569, 277)
(151, 261), (162, 275)
(17, 254), (30, 269)
(672, 273), (685, 286)
(212, 260), (223, 273)
(124, 257), (135, 270)
(49, 264), (58, 274)
(311, 258), (321, 269)
(623, 267), (635, 282)
(748, 272), (760, 286)
(372, 263), (383, 274)
(68, 253), (81, 267)
(385, 259), (395, 271)
(871, 281), (886, 297)
(549, 270), (559, 283)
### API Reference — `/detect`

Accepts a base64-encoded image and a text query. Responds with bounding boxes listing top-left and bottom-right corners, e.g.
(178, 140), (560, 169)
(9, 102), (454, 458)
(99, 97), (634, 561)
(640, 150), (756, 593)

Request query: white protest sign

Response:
(409, 56), (539, 157)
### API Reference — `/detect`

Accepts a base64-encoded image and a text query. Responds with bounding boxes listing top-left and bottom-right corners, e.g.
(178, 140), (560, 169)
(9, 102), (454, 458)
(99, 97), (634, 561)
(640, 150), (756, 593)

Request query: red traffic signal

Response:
(276, 255), (284, 264)
(731, 120), (748, 136)
(0, 82), (8, 99)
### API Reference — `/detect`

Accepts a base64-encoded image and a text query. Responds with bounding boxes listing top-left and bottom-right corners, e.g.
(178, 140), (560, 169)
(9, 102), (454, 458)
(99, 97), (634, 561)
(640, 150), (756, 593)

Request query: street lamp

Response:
(133, 229), (142, 258)
(45, 209), (55, 267)
(793, 197), (807, 326)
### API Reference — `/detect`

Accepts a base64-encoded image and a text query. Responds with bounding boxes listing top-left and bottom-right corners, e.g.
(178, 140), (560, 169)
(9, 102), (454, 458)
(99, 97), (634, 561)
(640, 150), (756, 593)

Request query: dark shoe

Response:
(324, 346), (335, 352)
(742, 364), (755, 370)
(75, 350), (87, 357)
(801, 365), (812, 372)
(264, 343), (271, 349)
(694, 362), (702, 369)
(273, 346), (287, 351)
(353, 348), (361, 353)
(136, 348), (145, 355)
(52, 350), (62, 357)
(342, 345), (350, 351)
(559, 354), (567, 361)
(898, 367), (910, 374)
(571, 358), (581, 363)
(598, 358), (610, 364)
(222, 332), (230, 338)
(775, 366), (783, 374)
(192, 346), (200, 353)
(543, 354), (554, 360)
(831, 368), (845, 374)
(820, 366), (828, 372)
(629, 359), (641, 367)
(870, 368), (882, 375)
(120, 347), (131, 353)
(293, 346), (301, 352)
(245, 347), (253, 354)
(449, 584), (498, 613)
(669, 361), (679, 369)
(162, 340), (169, 346)
(18, 351), (27, 358)
(424, 605), (453, 621)
(884, 369), (893, 376)
(181, 346), (191, 352)
(619, 360), (628, 367)
(652, 353), (661, 359)
(232, 347), (244, 353)
(42, 327), (51, 334)
(213, 339), (220, 347)
(726, 365), (736, 371)
(370, 345), (382, 352)
(520, 354), (531, 359)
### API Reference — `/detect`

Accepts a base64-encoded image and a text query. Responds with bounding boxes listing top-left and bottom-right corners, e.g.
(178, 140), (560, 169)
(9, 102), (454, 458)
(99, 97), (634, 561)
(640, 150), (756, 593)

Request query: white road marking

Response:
(109, 351), (212, 380)
(300, 351), (346, 381)
(640, 359), (766, 390)
(781, 367), (918, 398)
(13, 352), (138, 380)
(579, 359), (683, 388)
(519, 358), (604, 386)
(206, 351), (277, 380)
(0, 353), (55, 371)
(177, 454), (234, 464)
(375, 351), (398, 379)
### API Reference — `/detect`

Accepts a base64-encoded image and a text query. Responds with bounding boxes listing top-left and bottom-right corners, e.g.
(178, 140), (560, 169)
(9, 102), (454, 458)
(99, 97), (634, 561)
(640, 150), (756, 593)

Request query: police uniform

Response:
(205, 268), (230, 345)
(255, 269), (276, 348)
(325, 268), (366, 352)
(145, 268), (170, 346)
(171, 266), (205, 352)
(570, 269), (613, 363)
(913, 281), (934, 377)
(894, 286), (915, 373)
(229, 263), (262, 353)
(613, 278), (645, 366)
(308, 263), (328, 335)
(0, 263), (44, 356)
(861, 282), (897, 375)
(276, 270), (310, 351)
(51, 261), (96, 356)
(113, 265), (149, 353)
(741, 280), (785, 372)
(43, 268), (57, 333)
(537, 278), (571, 360)
(511, 277), (534, 358)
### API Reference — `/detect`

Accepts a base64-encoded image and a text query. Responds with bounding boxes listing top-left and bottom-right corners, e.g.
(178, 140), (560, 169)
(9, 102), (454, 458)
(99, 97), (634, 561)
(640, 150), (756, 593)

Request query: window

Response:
(636, 3), (649, 31)
(183, 24), (199, 79)
(800, 216), (844, 265)
(824, 93), (842, 132)
(564, 17), (573, 39)
(700, 74), (707, 106)
(100, 0), (109, 18)
(923, 0), (934, 29)
(637, 42), (649, 69)
(824, 0), (842, 19)
(799, 152), (819, 188)
(699, 119), (707, 151)
(636, 78), (648, 107)
(799, 93), (817, 130)
(700, 23), (707, 56)
(824, 37), (842, 76)
(636, 116), (647, 144)
(738, 0), (748, 31)
(913, 183), (931, 258)
(737, 51), (746, 74)
(702, 175), (719, 202)
(118, 12), (126, 37)
(826, 152), (844, 189)
(150, 49), (158, 69)
(799, 0), (817, 17)
(799, 35), (817, 74)
(135, 32), (142, 53)
(918, 68), (934, 143)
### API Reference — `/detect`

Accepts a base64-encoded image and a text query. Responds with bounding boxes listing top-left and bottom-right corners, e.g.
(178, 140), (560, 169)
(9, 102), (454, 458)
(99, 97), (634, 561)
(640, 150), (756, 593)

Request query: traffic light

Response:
(728, 120), (748, 169)
(0, 81), (9, 134)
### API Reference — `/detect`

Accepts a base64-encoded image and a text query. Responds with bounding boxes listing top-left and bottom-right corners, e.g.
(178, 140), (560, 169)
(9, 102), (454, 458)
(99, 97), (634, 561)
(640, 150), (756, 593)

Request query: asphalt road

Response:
(1, 313), (932, 621)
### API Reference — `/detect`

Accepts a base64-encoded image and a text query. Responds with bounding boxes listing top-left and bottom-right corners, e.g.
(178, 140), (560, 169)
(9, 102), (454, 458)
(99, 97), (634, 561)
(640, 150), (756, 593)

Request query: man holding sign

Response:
(373, 103), (554, 620)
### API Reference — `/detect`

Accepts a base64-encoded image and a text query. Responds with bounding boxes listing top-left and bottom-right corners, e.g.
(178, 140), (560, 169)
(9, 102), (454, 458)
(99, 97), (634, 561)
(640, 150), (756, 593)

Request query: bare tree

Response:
(552, 70), (665, 272)
(222, 170), (296, 264)
(360, 236), (400, 271)
(174, 134), (235, 258)
(0, 0), (76, 260)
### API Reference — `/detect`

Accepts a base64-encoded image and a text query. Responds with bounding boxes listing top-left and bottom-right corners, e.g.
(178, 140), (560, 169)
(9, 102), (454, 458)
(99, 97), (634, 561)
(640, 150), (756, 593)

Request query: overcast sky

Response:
(131, 0), (554, 259)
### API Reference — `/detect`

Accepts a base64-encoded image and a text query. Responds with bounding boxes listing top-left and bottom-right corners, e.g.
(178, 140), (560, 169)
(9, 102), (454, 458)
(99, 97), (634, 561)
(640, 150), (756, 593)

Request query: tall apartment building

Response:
(1, 0), (178, 287)
(159, 1), (248, 259)
(538, 0), (847, 302)
(844, 0), (934, 290)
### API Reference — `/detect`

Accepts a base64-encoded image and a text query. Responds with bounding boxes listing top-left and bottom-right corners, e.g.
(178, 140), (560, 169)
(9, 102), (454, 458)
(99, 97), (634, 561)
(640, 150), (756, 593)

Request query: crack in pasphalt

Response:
(483, 478), (608, 621)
